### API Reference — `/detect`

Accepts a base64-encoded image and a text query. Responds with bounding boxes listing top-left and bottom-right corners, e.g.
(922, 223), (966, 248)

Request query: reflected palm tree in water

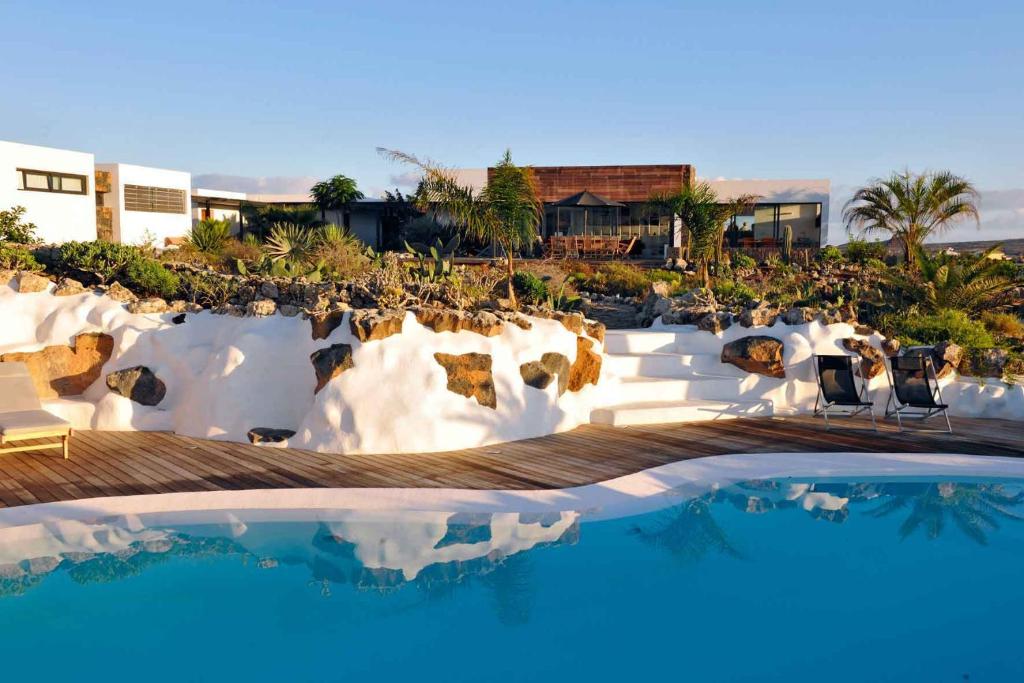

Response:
(630, 497), (742, 562)
(866, 483), (1024, 545)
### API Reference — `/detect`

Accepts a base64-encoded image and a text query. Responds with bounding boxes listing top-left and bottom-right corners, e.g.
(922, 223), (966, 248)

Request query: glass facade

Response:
(725, 202), (822, 248)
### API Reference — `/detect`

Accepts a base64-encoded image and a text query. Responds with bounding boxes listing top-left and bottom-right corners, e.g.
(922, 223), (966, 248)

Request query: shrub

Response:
(220, 237), (263, 265)
(891, 309), (995, 349)
(0, 244), (42, 270)
(713, 278), (757, 304)
(863, 258), (888, 271)
(591, 263), (651, 297)
(316, 227), (371, 280)
(981, 311), (1024, 340)
(267, 223), (318, 266)
(845, 238), (887, 264)
(818, 245), (844, 263)
(648, 269), (683, 289)
(179, 270), (234, 307)
(513, 271), (550, 304)
(58, 241), (143, 284)
(0, 206), (39, 244)
(187, 218), (233, 254)
(124, 258), (181, 299)
(731, 252), (757, 269)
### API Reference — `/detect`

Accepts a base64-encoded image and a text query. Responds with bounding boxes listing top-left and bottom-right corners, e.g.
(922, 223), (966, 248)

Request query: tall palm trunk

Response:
(506, 252), (518, 308)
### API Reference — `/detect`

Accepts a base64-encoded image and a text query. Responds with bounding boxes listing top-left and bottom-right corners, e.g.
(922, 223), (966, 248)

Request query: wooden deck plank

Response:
(0, 415), (1021, 509)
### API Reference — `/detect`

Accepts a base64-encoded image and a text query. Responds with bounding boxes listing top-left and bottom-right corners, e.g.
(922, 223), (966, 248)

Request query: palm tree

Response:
(630, 496), (742, 562)
(647, 182), (757, 287)
(379, 148), (541, 307)
(310, 174), (365, 226)
(843, 170), (980, 269)
(885, 244), (1019, 315)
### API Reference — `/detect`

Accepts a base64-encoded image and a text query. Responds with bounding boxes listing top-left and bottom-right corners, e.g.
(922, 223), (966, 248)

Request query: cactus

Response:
(405, 234), (460, 282)
(782, 224), (793, 264)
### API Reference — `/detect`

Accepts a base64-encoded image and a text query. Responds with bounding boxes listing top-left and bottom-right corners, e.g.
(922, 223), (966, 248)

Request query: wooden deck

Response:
(0, 416), (1021, 508)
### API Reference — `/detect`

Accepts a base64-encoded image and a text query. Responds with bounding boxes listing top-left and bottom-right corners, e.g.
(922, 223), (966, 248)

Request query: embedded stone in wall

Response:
(106, 366), (167, 406)
(782, 306), (817, 325)
(127, 297), (170, 314)
(0, 270), (15, 288)
(553, 311), (585, 335)
(247, 427), (296, 444)
(568, 336), (602, 392)
(310, 343), (355, 394)
(905, 342), (963, 379)
(495, 310), (533, 331)
(433, 352), (497, 409)
(739, 302), (779, 328)
(415, 308), (504, 337)
(721, 335), (785, 378)
(520, 352), (571, 395)
(881, 338), (901, 357)
(0, 332), (115, 398)
(246, 299), (277, 317)
(15, 272), (50, 293)
(963, 348), (1009, 378)
(349, 309), (405, 342)
(841, 338), (886, 379)
(584, 320), (606, 343)
(309, 309), (347, 340)
(52, 277), (87, 297)
(697, 312), (732, 334)
(105, 282), (138, 303)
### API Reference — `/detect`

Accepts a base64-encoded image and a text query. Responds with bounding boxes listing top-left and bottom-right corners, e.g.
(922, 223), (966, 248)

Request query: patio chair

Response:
(813, 354), (877, 431)
(884, 354), (952, 433)
(0, 362), (72, 459)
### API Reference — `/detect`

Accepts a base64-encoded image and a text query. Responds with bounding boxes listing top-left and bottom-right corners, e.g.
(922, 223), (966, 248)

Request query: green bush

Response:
(58, 241), (143, 284)
(863, 258), (888, 271)
(124, 258), (181, 299)
(0, 206), (39, 244)
(818, 245), (844, 263)
(981, 311), (1024, 340)
(845, 238), (887, 264)
(0, 244), (42, 271)
(713, 278), (757, 304)
(731, 252), (757, 269)
(891, 309), (995, 348)
(648, 269), (683, 288)
(513, 271), (550, 304)
(187, 218), (233, 254)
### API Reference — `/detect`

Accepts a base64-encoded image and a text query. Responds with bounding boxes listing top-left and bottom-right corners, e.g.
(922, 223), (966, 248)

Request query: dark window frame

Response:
(16, 168), (89, 196)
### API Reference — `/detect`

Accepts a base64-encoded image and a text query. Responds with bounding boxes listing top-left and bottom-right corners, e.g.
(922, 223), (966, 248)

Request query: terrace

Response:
(0, 416), (1021, 507)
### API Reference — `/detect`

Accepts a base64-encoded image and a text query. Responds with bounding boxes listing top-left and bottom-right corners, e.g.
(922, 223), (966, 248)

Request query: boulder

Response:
(854, 325), (877, 336)
(279, 304), (301, 317)
(0, 269), (15, 288)
(105, 366), (167, 406)
(584, 320), (606, 343)
(552, 311), (585, 335)
(568, 336), (602, 391)
(520, 352), (571, 395)
(696, 311), (732, 334)
(247, 427), (296, 444)
(246, 299), (277, 317)
(433, 352), (497, 409)
(310, 343), (354, 393)
(782, 306), (816, 325)
(15, 271), (50, 293)
(127, 297), (170, 314)
(309, 309), (348, 340)
(739, 303), (778, 328)
(259, 281), (279, 300)
(212, 303), (245, 317)
(1, 332), (114, 398)
(637, 289), (672, 327)
(52, 277), (87, 297)
(105, 281), (137, 303)
(168, 300), (203, 313)
(350, 309), (405, 342)
(881, 338), (901, 357)
(721, 335), (785, 378)
(905, 342), (964, 379)
(963, 348), (1009, 378)
(841, 338), (886, 379)
(414, 308), (505, 337)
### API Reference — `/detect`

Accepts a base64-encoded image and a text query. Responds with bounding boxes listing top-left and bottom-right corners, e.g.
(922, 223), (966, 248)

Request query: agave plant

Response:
(187, 218), (232, 253)
(886, 245), (1019, 315)
(266, 223), (318, 265)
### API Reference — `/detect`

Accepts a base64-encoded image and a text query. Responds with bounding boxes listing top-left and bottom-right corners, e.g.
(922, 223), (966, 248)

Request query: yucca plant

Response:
(266, 223), (318, 265)
(187, 218), (233, 253)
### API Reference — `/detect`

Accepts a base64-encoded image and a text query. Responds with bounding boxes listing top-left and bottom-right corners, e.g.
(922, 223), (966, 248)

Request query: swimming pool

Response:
(1, 462), (1023, 681)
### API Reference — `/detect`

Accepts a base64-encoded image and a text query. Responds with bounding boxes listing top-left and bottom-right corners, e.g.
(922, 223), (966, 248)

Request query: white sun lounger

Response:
(0, 362), (72, 459)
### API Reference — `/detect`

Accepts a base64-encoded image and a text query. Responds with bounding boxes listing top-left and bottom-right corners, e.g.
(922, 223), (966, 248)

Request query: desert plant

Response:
(266, 223), (318, 266)
(311, 175), (364, 224)
(405, 234), (460, 282)
(380, 148), (541, 306)
(0, 206), (39, 244)
(179, 271), (234, 308)
(843, 170), (980, 269)
(782, 225), (793, 264)
(124, 258), (181, 299)
(981, 311), (1024, 340)
(512, 271), (549, 305)
(886, 308), (995, 348)
(0, 244), (42, 270)
(887, 245), (1019, 315)
(731, 252), (757, 270)
(819, 245), (843, 263)
(314, 224), (370, 280)
(57, 241), (143, 284)
(545, 282), (581, 311)
(187, 218), (233, 253)
(845, 237), (888, 264)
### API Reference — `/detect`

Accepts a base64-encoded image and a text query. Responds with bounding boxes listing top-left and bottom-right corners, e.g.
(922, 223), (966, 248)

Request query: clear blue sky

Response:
(2, 0), (1022, 239)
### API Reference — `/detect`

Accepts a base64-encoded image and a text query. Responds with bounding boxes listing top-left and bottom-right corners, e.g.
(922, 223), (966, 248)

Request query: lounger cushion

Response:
(0, 410), (71, 438)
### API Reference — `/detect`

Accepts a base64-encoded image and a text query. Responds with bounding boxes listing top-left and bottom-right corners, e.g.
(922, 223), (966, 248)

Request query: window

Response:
(16, 168), (88, 195)
(124, 184), (186, 214)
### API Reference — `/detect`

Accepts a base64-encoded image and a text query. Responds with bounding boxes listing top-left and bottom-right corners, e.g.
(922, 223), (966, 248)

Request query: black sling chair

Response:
(813, 354), (877, 431)
(884, 354), (952, 433)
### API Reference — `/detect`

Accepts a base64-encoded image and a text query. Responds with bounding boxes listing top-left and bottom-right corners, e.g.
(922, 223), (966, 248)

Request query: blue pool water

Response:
(2, 478), (1023, 681)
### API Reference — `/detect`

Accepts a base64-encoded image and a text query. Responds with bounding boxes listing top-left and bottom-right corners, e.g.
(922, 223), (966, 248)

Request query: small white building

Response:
(97, 163), (192, 246)
(0, 140), (97, 243)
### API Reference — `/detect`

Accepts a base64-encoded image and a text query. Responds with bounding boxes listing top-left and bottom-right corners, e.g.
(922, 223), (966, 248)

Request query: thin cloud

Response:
(192, 173), (318, 194)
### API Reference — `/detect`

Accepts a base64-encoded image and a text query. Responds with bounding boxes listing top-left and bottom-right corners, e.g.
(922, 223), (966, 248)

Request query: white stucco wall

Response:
(0, 140), (97, 243)
(99, 163), (192, 246)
